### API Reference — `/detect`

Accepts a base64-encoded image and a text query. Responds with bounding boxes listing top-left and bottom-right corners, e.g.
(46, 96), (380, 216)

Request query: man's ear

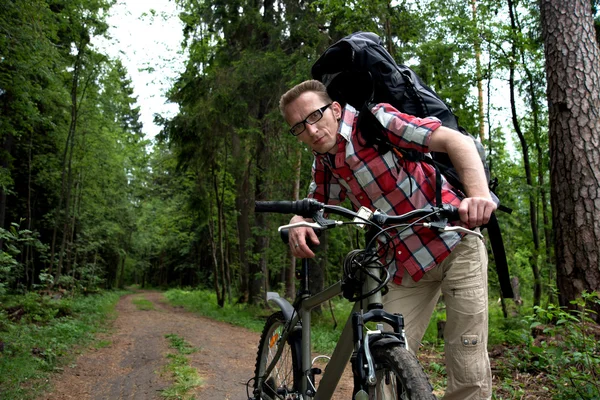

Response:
(332, 101), (342, 120)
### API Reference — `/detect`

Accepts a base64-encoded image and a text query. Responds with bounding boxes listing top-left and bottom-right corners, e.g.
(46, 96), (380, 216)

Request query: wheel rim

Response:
(370, 364), (409, 400)
(258, 320), (298, 399)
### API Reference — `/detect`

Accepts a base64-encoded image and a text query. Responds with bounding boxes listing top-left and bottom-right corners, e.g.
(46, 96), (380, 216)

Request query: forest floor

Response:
(38, 291), (547, 399)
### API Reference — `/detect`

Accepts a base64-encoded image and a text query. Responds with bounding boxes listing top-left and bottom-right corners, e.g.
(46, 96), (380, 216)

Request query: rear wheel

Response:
(367, 343), (436, 400)
(253, 311), (302, 400)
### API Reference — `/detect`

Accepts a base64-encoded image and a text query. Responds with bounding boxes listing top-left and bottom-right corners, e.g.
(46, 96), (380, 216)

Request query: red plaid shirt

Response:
(308, 103), (465, 284)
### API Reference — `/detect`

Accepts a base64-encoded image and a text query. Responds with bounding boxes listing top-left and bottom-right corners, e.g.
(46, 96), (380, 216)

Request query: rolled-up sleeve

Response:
(371, 103), (441, 153)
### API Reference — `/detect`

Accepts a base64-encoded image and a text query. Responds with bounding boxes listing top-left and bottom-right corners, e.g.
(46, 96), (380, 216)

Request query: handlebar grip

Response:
(440, 204), (460, 221)
(255, 199), (324, 218)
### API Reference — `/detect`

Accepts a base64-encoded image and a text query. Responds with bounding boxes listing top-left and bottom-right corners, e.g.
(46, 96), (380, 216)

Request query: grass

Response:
(131, 296), (155, 310)
(165, 287), (577, 398)
(163, 288), (355, 354)
(94, 339), (112, 349)
(0, 290), (127, 400)
(160, 334), (202, 399)
(164, 289), (267, 332)
(163, 288), (513, 354)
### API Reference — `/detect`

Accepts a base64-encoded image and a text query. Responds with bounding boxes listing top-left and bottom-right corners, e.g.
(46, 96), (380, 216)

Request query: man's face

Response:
(284, 91), (341, 154)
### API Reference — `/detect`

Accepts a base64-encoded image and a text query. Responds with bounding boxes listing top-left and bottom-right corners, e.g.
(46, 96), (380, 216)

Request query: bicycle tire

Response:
(253, 311), (302, 400)
(367, 342), (437, 400)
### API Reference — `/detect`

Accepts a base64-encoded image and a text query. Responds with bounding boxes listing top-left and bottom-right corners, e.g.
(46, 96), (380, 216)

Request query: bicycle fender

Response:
(369, 335), (404, 349)
(266, 292), (295, 322)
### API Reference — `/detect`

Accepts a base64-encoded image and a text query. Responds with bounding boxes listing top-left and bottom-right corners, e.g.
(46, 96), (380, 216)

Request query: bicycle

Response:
(247, 198), (483, 400)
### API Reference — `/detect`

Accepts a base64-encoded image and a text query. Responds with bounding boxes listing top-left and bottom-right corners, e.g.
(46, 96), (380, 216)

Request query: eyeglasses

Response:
(289, 104), (332, 136)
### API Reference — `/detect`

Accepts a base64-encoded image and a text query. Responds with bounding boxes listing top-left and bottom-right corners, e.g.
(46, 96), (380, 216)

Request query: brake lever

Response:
(278, 221), (323, 232)
(422, 222), (484, 240)
(277, 220), (343, 232)
(443, 226), (484, 239)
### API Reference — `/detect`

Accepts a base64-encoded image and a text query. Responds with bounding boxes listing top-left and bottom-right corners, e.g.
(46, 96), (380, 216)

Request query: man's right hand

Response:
(288, 215), (320, 258)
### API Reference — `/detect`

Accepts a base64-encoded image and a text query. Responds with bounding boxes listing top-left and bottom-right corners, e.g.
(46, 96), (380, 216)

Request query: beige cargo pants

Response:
(383, 234), (492, 400)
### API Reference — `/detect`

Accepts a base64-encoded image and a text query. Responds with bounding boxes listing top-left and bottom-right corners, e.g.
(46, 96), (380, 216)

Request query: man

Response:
(280, 79), (495, 400)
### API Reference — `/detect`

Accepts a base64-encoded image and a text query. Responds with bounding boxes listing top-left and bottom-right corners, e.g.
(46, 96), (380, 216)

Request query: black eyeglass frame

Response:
(289, 103), (332, 136)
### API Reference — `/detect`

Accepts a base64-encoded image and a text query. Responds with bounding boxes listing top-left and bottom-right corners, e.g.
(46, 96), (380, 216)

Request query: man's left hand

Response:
(458, 197), (497, 228)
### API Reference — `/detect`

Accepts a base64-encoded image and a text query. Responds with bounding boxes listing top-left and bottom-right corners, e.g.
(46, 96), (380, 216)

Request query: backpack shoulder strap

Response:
(485, 213), (514, 298)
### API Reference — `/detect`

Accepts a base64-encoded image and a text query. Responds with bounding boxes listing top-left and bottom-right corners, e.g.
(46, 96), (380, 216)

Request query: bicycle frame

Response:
(261, 255), (398, 400)
(253, 199), (478, 400)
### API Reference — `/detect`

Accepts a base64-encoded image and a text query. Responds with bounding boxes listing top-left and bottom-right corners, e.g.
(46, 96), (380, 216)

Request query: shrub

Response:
(503, 292), (600, 399)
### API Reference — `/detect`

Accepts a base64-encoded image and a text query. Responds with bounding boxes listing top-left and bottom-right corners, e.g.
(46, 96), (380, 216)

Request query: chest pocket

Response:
(351, 150), (400, 195)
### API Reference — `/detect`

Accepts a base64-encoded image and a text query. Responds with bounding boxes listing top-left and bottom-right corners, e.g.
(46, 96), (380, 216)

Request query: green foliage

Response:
(131, 296), (155, 311)
(165, 333), (197, 355)
(0, 5), (583, 395)
(160, 334), (202, 399)
(0, 290), (124, 400)
(0, 223), (48, 295)
(499, 292), (600, 399)
(163, 288), (355, 354)
(2, 292), (73, 324)
(164, 288), (266, 332)
(310, 300), (354, 353)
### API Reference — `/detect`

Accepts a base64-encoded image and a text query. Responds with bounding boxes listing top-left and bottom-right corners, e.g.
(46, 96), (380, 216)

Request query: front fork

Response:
(351, 266), (407, 398)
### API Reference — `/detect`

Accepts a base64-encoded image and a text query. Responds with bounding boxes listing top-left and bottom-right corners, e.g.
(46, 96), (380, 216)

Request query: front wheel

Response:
(368, 343), (437, 400)
(253, 311), (302, 400)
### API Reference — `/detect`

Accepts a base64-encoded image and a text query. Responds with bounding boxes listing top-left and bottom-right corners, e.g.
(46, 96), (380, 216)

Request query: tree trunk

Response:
(210, 172), (225, 307)
(249, 2), (274, 305)
(508, 0), (542, 307)
(472, 0), (485, 142)
(249, 134), (268, 305)
(518, 28), (554, 301)
(118, 251), (126, 289)
(233, 131), (252, 303)
(540, 0), (600, 320)
(51, 37), (87, 278)
(215, 169), (226, 308)
(0, 133), (13, 251)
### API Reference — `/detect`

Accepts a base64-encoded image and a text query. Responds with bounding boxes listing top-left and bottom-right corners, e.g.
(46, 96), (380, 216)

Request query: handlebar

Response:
(255, 199), (482, 240)
(254, 199), (325, 217)
(255, 199), (459, 225)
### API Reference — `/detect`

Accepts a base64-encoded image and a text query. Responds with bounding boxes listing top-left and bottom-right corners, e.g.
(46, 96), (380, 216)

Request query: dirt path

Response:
(40, 291), (354, 400)
(37, 291), (545, 399)
(40, 291), (262, 399)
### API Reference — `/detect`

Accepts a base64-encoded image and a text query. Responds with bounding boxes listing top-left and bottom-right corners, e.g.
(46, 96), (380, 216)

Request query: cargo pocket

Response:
(448, 334), (485, 384)
(442, 235), (486, 315)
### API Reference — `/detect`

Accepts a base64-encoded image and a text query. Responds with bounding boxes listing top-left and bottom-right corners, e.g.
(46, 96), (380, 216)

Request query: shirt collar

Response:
(338, 103), (357, 141)
(311, 103), (357, 158)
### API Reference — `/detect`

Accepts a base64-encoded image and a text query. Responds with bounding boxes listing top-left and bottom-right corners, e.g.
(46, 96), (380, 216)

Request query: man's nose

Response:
(305, 123), (318, 136)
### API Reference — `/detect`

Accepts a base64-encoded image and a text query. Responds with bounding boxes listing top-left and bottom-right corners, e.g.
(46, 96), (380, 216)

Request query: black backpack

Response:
(311, 31), (514, 298)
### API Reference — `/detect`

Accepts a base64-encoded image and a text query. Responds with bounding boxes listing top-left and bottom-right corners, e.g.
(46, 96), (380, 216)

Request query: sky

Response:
(92, 0), (186, 142)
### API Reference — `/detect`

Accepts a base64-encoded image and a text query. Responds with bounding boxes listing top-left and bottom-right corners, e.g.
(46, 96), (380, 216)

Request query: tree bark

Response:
(249, 131), (269, 305)
(248, 1), (275, 305)
(232, 118), (252, 303)
(211, 169), (225, 307)
(0, 132), (14, 252)
(540, 0), (600, 319)
(472, 0), (485, 142)
(509, 0), (542, 306)
(515, 7), (555, 299)
(51, 35), (88, 278)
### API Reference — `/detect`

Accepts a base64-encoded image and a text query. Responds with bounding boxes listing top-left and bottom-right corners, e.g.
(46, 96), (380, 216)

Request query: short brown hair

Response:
(279, 80), (331, 116)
